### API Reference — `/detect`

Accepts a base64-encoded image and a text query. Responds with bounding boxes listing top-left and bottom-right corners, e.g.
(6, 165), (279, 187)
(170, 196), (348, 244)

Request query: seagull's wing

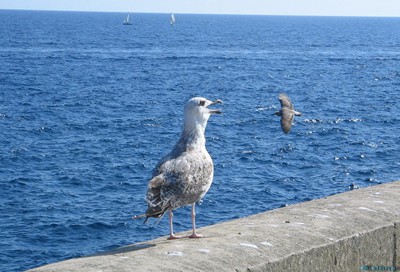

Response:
(278, 93), (293, 110)
(146, 149), (212, 216)
(280, 109), (294, 134)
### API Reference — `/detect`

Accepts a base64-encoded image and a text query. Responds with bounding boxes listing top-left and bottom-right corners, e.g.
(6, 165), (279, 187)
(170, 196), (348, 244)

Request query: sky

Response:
(0, 0), (400, 17)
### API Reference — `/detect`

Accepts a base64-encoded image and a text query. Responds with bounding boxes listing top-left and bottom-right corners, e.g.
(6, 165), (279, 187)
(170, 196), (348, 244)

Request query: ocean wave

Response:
(303, 117), (363, 124)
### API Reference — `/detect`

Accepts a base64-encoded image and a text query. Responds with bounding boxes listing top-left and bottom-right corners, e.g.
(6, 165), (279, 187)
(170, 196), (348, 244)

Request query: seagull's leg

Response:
(167, 210), (183, 240)
(188, 204), (204, 238)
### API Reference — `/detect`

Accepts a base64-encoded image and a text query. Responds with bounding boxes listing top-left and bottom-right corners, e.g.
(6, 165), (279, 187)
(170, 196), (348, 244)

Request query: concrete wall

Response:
(30, 180), (400, 272)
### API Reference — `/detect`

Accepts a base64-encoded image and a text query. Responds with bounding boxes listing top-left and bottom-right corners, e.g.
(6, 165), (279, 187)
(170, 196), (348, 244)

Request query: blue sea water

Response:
(0, 10), (400, 271)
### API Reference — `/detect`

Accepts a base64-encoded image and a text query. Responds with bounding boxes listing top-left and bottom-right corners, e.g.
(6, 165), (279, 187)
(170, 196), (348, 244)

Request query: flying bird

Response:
(274, 93), (302, 134)
(135, 97), (222, 239)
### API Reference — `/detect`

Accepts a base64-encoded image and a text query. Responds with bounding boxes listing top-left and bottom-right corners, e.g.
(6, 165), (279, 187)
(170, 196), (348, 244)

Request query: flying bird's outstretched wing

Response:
(275, 93), (302, 134)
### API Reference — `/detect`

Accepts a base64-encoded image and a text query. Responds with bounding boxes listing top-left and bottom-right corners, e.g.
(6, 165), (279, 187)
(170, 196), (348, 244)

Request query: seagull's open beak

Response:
(208, 99), (222, 114)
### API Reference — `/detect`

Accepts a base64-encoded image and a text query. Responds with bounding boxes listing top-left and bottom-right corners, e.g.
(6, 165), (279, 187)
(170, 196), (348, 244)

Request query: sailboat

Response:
(170, 13), (176, 26)
(123, 13), (132, 25)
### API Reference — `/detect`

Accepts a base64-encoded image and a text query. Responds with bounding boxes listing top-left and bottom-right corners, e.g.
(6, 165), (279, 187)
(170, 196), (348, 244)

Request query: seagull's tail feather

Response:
(141, 174), (170, 223)
(132, 202), (168, 224)
(132, 210), (165, 224)
(132, 213), (147, 222)
(145, 206), (167, 221)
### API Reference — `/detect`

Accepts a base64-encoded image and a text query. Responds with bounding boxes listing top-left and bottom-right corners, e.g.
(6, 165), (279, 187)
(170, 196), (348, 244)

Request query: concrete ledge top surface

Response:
(29, 180), (400, 272)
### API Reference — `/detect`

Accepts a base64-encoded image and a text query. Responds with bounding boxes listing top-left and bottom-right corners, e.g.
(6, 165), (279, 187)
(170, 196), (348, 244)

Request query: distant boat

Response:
(123, 13), (132, 25)
(170, 13), (176, 25)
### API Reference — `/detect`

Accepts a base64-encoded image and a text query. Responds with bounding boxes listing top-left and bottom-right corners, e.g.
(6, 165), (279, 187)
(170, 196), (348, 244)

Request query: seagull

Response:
(274, 93), (302, 134)
(135, 97), (222, 239)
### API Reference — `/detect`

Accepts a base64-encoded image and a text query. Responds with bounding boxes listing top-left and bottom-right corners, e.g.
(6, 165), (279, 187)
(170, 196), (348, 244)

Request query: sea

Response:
(0, 10), (399, 271)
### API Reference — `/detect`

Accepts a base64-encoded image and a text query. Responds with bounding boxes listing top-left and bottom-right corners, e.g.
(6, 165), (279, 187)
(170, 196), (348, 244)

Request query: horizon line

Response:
(1, 8), (399, 18)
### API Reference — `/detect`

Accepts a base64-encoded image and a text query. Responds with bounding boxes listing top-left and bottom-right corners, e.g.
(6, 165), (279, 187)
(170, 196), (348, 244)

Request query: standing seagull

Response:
(138, 97), (222, 239)
(274, 93), (302, 134)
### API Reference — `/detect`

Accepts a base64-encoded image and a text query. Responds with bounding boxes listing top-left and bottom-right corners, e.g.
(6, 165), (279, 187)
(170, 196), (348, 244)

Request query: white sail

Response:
(170, 13), (176, 25)
(123, 13), (132, 25)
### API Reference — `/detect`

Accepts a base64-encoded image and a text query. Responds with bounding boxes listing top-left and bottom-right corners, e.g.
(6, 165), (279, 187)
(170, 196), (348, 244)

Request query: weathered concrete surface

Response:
(30, 180), (400, 272)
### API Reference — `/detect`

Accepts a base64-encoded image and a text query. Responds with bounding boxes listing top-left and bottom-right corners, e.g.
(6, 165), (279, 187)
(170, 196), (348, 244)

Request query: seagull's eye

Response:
(199, 100), (205, 106)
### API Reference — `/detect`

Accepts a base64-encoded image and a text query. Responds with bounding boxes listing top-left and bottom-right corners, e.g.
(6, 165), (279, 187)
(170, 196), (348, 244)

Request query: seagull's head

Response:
(183, 97), (222, 128)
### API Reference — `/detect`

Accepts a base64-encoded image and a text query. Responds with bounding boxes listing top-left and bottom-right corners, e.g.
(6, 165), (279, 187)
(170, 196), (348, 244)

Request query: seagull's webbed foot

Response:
(187, 233), (205, 239)
(167, 234), (185, 240)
